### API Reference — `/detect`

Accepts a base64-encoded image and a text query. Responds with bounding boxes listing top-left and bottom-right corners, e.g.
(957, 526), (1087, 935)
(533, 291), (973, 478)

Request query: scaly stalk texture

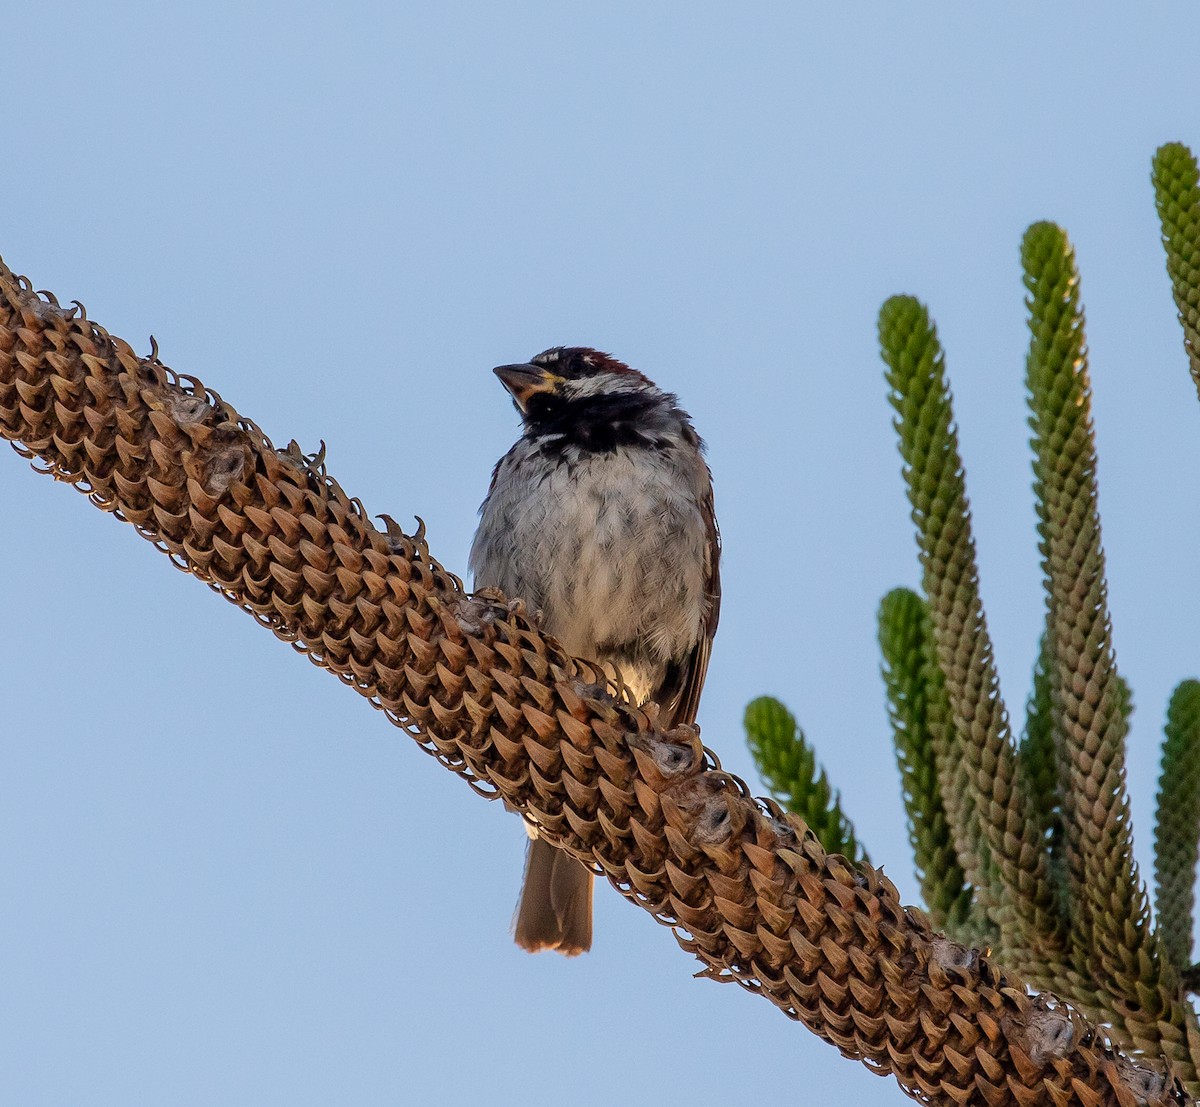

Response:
(1021, 628), (1061, 859)
(1152, 143), (1200, 397)
(744, 697), (866, 863)
(878, 588), (984, 942)
(0, 255), (1187, 1105)
(878, 296), (1065, 981)
(1022, 221), (1195, 1071)
(1155, 680), (1200, 976)
(1020, 630), (1134, 920)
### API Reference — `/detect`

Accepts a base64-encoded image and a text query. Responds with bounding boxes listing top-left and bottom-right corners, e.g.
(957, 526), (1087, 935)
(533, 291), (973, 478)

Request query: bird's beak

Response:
(493, 363), (562, 411)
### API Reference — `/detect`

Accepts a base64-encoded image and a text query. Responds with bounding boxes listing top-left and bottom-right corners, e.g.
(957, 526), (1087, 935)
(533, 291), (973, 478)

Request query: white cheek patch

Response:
(561, 374), (652, 401)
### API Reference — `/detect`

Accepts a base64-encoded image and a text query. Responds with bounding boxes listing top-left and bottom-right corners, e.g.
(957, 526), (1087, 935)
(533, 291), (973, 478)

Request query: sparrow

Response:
(470, 346), (720, 955)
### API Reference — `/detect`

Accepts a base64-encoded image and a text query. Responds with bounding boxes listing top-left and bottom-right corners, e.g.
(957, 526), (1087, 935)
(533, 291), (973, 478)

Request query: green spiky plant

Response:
(745, 143), (1200, 1086)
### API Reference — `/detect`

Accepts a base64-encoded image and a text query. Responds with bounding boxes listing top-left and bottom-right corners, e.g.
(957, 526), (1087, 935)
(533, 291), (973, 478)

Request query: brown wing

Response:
(655, 480), (721, 729)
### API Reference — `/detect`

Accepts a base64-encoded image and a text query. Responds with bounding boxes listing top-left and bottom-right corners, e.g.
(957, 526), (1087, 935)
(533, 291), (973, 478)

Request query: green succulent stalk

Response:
(878, 587), (987, 943)
(1020, 627), (1059, 851)
(1021, 222), (1188, 1060)
(1152, 143), (1200, 398)
(744, 696), (866, 864)
(877, 295), (1062, 975)
(1020, 627), (1135, 917)
(1155, 680), (1200, 977)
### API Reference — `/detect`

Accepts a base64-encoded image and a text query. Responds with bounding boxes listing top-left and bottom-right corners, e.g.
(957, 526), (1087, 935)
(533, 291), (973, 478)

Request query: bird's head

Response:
(493, 347), (664, 429)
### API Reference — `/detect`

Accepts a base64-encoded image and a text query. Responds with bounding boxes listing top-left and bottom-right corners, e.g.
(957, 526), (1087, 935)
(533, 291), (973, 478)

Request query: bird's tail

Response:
(513, 837), (593, 956)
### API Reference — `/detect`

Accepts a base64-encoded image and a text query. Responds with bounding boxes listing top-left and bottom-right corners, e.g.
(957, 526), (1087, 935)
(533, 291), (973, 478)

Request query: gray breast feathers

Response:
(470, 437), (715, 709)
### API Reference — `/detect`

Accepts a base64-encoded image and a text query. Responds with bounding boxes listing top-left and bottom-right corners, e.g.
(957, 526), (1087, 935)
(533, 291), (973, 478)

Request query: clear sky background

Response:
(4, 5), (1200, 1105)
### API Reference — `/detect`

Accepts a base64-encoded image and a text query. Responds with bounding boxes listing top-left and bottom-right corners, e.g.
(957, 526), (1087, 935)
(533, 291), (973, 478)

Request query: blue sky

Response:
(4, 5), (1200, 1105)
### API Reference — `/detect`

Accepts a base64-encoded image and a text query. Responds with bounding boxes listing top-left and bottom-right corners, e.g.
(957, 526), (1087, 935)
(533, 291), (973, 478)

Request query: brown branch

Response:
(0, 255), (1188, 1107)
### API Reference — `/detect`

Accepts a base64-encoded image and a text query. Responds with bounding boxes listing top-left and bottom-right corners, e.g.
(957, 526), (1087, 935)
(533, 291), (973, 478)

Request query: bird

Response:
(470, 346), (720, 955)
